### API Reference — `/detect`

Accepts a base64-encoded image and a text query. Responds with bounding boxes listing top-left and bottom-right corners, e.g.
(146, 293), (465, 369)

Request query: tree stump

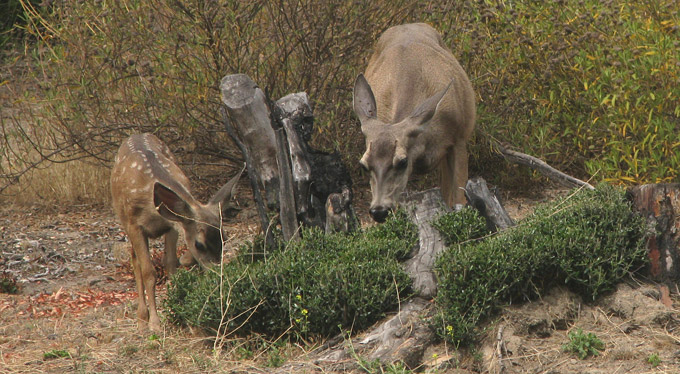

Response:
(628, 184), (680, 284)
(221, 74), (355, 237)
(220, 74), (280, 209)
(274, 93), (315, 229)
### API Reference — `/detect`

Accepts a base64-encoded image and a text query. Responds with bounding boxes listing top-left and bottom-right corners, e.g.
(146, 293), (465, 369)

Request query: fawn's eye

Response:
(195, 241), (206, 253)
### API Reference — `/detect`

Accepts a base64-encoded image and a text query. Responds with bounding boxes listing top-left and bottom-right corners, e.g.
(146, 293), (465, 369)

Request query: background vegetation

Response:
(1, 0), (678, 204)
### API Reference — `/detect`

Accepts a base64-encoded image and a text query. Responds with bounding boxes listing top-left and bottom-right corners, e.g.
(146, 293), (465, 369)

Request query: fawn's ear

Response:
(208, 164), (245, 213)
(154, 182), (194, 222)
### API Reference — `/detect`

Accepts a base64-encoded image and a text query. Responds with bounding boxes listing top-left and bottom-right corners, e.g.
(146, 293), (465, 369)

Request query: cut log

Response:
(496, 143), (594, 190)
(403, 189), (450, 299)
(627, 183), (680, 283)
(274, 93), (316, 228)
(465, 177), (515, 231)
(221, 74), (356, 237)
(271, 114), (300, 242)
(220, 105), (275, 249)
(220, 74), (280, 209)
(309, 150), (355, 230)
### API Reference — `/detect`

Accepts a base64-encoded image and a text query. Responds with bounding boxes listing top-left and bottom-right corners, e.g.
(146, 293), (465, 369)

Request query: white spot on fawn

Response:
(131, 162), (138, 169)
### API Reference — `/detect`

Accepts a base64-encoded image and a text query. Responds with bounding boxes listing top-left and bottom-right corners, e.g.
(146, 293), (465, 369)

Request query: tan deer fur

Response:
(353, 23), (476, 222)
(110, 133), (243, 331)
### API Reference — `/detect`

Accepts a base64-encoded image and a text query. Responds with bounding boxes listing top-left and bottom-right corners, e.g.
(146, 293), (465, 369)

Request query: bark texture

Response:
(628, 184), (680, 284)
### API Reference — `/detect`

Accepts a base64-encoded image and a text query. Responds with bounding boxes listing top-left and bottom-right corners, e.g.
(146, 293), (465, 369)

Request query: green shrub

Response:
(432, 207), (490, 246)
(43, 349), (71, 360)
(562, 328), (605, 359)
(434, 186), (647, 345)
(165, 210), (417, 338)
(647, 353), (661, 367)
(0, 272), (18, 294)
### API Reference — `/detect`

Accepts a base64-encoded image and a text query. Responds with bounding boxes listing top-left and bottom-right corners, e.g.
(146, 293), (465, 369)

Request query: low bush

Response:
(434, 186), (647, 345)
(432, 207), (490, 246)
(165, 210), (417, 339)
(562, 328), (605, 360)
(0, 272), (19, 294)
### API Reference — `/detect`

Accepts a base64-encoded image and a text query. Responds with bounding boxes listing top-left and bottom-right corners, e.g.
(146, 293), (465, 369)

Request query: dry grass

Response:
(0, 300), (320, 373)
(2, 160), (110, 206)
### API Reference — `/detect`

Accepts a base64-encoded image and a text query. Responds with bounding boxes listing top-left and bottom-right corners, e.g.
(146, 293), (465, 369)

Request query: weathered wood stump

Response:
(274, 93), (315, 230)
(220, 74), (355, 237)
(628, 184), (680, 285)
(220, 74), (280, 209)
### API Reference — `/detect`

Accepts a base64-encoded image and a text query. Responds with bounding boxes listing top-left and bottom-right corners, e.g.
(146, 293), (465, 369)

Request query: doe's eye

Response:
(359, 162), (369, 172)
(395, 157), (408, 170)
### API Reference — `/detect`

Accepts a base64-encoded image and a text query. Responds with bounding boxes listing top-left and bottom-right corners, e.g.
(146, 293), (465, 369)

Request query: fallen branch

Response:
(496, 143), (594, 190)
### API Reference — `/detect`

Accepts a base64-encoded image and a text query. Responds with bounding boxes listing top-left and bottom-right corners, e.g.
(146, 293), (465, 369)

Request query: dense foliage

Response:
(434, 186), (647, 345)
(2, 0), (678, 202)
(165, 210), (417, 338)
(432, 206), (490, 246)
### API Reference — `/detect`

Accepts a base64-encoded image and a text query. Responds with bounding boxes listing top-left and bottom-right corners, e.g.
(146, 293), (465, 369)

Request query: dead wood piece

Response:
(220, 74), (280, 209)
(465, 177), (515, 231)
(274, 93), (315, 228)
(627, 183), (680, 283)
(220, 106), (275, 249)
(496, 143), (594, 190)
(324, 187), (357, 234)
(359, 297), (435, 369)
(403, 188), (450, 299)
(309, 189), (449, 370)
(272, 123), (300, 242)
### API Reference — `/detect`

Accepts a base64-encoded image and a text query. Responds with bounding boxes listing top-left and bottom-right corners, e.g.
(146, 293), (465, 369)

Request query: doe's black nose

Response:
(369, 206), (390, 223)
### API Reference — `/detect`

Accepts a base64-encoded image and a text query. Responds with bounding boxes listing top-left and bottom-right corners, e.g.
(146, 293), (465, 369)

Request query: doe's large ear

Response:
(208, 163), (245, 212)
(408, 79), (453, 130)
(154, 183), (194, 222)
(353, 74), (378, 126)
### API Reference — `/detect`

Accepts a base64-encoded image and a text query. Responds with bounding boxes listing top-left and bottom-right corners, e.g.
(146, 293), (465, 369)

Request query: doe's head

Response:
(353, 74), (450, 222)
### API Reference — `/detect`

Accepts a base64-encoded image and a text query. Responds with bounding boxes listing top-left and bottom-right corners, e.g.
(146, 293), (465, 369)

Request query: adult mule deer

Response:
(353, 23), (476, 222)
(111, 133), (243, 331)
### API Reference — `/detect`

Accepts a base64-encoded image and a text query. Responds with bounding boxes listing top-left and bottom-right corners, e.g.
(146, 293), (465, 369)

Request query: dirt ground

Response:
(1, 188), (679, 373)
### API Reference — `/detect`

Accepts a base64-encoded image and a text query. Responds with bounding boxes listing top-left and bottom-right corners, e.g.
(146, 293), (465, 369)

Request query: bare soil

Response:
(1, 189), (679, 373)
